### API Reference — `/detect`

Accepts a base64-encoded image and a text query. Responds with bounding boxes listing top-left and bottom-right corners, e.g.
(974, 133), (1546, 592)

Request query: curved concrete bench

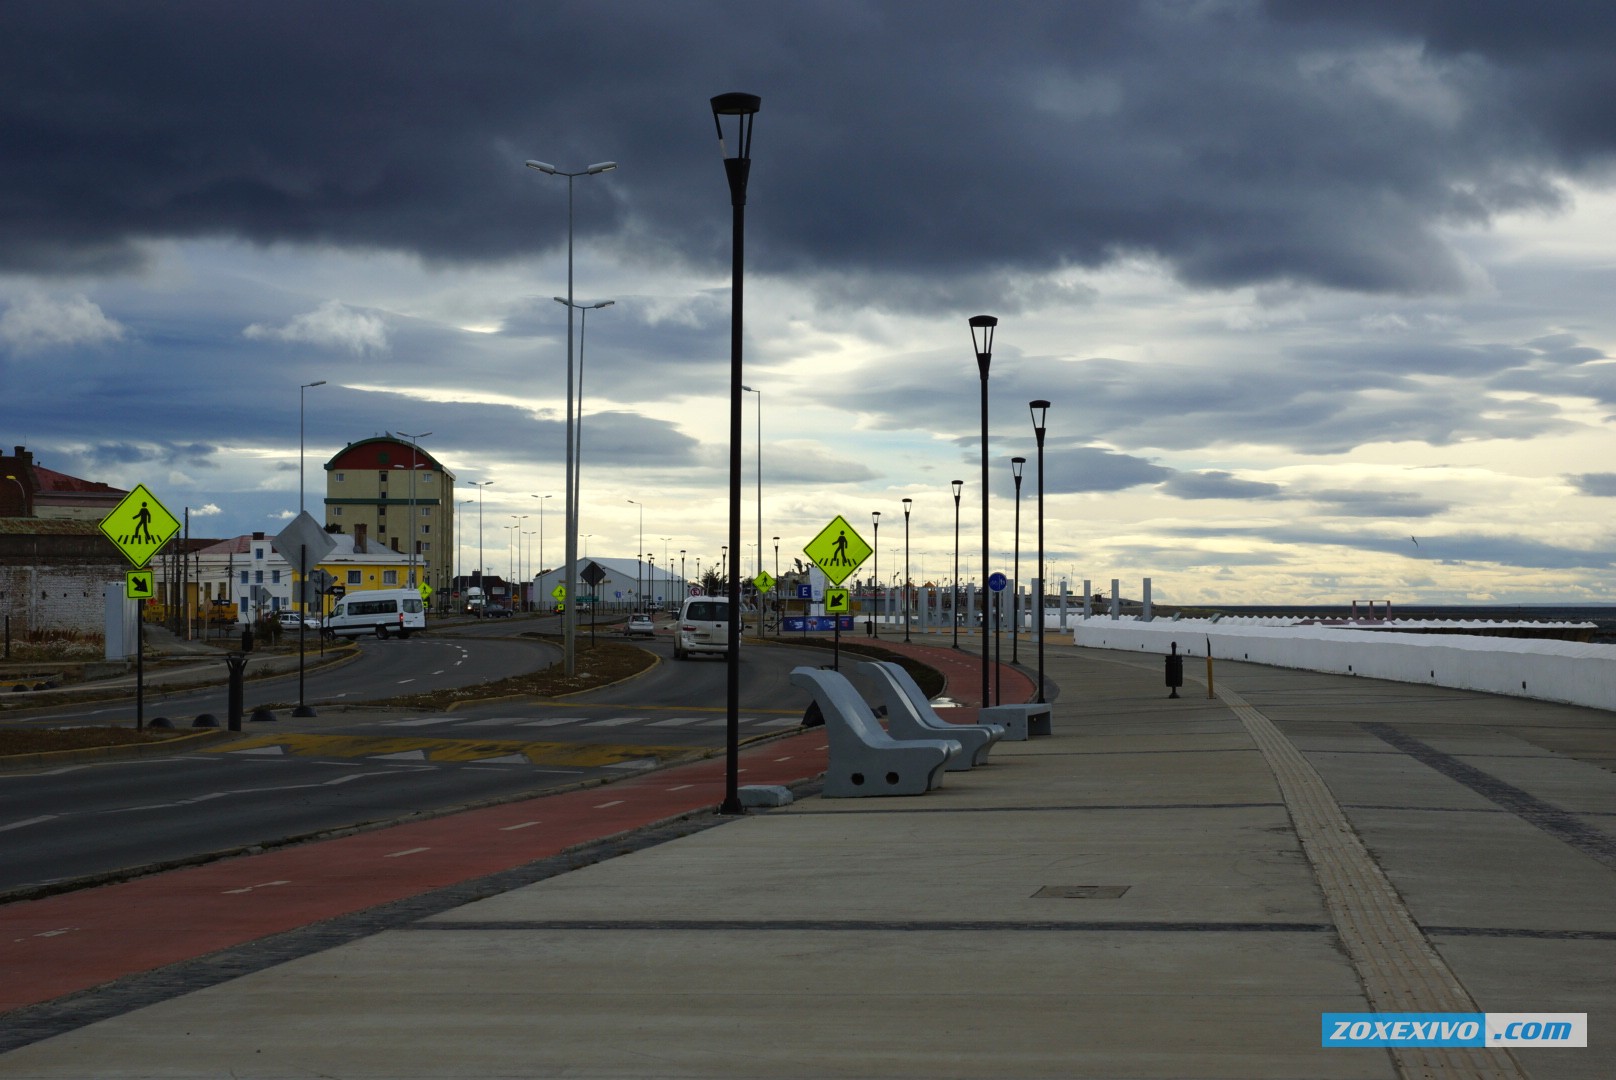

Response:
(980, 702), (1053, 741)
(857, 660), (1003, 769)
(790, 666), (960, 797)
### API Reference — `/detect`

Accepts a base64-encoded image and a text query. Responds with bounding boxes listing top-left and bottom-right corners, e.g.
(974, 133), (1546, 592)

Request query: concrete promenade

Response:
(0, 639), (1612, 1078)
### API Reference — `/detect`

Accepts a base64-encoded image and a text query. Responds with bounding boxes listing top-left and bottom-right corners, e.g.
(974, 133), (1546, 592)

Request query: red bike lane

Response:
(1, 639), (1034, 1014)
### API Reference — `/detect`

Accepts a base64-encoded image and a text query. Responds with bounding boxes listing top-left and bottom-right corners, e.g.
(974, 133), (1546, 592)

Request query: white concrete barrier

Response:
(1071, 616), (1616, 713)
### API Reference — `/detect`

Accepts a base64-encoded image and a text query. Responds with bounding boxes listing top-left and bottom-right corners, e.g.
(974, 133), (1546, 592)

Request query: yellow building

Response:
(323, 434), (455, 593)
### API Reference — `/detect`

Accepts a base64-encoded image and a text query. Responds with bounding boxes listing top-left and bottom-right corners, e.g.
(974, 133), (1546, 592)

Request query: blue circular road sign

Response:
(988, 572), (1008, 592)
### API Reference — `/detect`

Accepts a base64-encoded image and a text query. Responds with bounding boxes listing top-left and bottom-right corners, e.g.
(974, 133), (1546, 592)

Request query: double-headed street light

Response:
(553, 297), (614, 549)
(969, 316), (997, 708)
(1011, 456), (1026, 664)
(627, 499), (644, 606)
(1030, 400), (1051, 704)
(712, 90), (760, 817)
(472, 480), (494, 587)
(525, 157), (617, 677)
(532, 494), (553, 588)
(298, 380), (326, 517)
(951, 478), (963, 648)
(901, 499), (913, 643)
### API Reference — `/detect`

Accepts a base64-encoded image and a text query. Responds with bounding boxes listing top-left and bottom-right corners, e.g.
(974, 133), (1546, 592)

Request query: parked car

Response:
(625, 612), (655, 637)
(482, 605), (514, 618)
(277, 611), (320, 630)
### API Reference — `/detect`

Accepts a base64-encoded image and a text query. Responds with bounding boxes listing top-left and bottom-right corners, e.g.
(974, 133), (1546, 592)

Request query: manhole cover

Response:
(1032, 885), (1130, 899)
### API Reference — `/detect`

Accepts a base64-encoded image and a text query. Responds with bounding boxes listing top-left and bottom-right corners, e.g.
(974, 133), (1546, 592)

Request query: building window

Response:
(378, 471), (388, 482)
(334, 506), (343, 517)
(255, 570), (264, 584)
(420, 524), (430, 535)
(335, 472), (345, 483)
(347, 570), (362, 585)
(423, 542), (431, 552)
(420, 506), (431, 517)
(383, 570), (398, 585)
(240, 595), (249, 611)
(255, 547), (265, 560)
(272, 570), (281, 584)
(240, 571), (249, 585)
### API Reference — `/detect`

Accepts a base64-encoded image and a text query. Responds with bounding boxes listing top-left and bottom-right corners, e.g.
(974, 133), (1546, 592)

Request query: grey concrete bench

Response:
(790, 666), (961, 796)
(858, 660), (1003, 769)
(980, 702), (1053, 741)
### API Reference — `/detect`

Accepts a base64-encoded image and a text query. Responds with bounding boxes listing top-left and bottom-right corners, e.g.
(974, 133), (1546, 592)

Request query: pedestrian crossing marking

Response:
(208, 733), (700, 769)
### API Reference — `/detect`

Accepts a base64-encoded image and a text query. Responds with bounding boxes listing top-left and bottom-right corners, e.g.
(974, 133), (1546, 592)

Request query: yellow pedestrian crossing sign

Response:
(99, 484), (181, 568)
(126, 570), (154, 599)
(825, 587), (850, 614)
(804, 515), (871, 586)
(753, 570), (775, 594)
(551, 584), (567, 601)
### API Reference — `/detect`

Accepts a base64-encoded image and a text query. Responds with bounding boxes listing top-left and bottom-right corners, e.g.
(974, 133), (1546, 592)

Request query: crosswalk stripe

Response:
(646, 716), (710, 727)
(455, 717), (528, 727)
(754, 717), (801, 728)
(583, 716), (645, 727)
(380, 717), (452, 727)
(518, 718), (584, 727)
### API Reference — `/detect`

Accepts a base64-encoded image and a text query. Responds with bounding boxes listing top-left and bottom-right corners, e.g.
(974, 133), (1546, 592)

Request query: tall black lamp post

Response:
(713, 91), (759, 817)
(1030, 399), (1050, 704)
(950, 478), (963, 648)
(901, 498), (912, 642)
(969, 315), (997, 708)
(1010, 456), (1025, 664)
(870, 511), (880, 637)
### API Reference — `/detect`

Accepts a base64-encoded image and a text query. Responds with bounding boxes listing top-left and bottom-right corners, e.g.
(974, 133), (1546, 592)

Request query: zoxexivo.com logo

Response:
(1322, 1013), (1587, 1048)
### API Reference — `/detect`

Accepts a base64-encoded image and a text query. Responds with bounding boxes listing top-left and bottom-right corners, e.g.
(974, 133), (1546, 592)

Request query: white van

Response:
(323, 589), (426, 640)
(673, 595), (733, 660)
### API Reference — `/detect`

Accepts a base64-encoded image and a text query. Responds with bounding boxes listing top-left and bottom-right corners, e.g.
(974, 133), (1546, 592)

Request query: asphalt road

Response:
(0, 626), (846, 895)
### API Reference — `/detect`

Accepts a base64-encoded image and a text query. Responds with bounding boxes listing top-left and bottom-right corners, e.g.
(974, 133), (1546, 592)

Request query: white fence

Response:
(1071, 615), (1616, 713)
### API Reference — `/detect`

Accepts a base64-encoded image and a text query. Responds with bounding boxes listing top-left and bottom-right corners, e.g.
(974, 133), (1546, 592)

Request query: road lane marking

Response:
(594, 800), (624, 809)
(0, 815), (59, 833)
(396, 678), (416, 685)
(222, 880), (291, 895)
(379, 717), (454, 727)
(469, 753), (529, 765)
(647, 716), (709, 727)
(500, 821), (542, 831)
(385, 847), (430, 858)
(229, 745), (286, 755)
(666, 784), (694, 792)
(456, 717), (528, 727)
(519, 718), (583, 727)
(370, 750), (428, 761)
(755, 717), (800, 728)
(584, 716), (644, 727)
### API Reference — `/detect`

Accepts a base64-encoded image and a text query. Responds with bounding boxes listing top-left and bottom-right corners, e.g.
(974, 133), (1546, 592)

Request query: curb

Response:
(0, 728), (245, 774)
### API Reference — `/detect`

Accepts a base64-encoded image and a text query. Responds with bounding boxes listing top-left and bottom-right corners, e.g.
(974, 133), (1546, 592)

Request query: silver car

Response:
(625, 612), (655, 637)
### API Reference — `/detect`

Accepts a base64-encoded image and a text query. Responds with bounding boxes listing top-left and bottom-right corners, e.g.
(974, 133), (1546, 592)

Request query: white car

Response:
(625, 612), (655, 637)
(277, 611), (320, 630)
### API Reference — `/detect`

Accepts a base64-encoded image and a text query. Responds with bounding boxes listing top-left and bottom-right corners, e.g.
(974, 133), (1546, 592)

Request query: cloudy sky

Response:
(6, 1), (1616, 605)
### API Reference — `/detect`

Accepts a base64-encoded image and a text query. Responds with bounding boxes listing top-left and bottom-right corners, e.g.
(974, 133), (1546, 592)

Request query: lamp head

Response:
(968, 315), (997, 375)
(1012, 456), (1027, 483)
(525, 160), (557, 175)
(1029, 399), (1051, 440)
(951, 479), (964, 503)
(586, 161), (617, 174)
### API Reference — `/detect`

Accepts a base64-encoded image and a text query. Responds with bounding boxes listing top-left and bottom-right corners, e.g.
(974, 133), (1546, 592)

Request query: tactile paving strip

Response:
(1216, 683), (1529, 1080)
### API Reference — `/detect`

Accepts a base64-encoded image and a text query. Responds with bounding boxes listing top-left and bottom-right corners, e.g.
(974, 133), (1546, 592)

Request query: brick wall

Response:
(0, 529), (129, 635)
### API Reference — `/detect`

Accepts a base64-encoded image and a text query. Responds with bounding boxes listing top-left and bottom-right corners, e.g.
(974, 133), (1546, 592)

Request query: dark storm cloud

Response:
(1302, 489), (1450, 518)
(1161, 471), (1282, 500)
(1168, 522), (1615, 571)
(1567, 473), (1616, 497)
(6, 1), (1614, 305)
(1043, 444), (1173, 494)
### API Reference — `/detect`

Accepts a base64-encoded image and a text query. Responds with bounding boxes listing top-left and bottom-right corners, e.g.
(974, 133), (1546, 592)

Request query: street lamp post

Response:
(1030, 400), (1051, 704)
(397, 430), (431, 588)
(902, 498), (912, 643)
(532, 494), (552, 597)
(772, 535), (779, 638)
(627, 499), (644, 607)
(1011, 456), (1025, 664)
(473, 480), (494, 597)
(969, 315), (997, 708)
(660, 537), (673, 609)
(870, 511), (880, 637)
(525, 156), (617, 677)
(951, 479), (963, 648)
(298, 380), (326, 517)
(712, 90), (760, 817)
(510, 514), (528, 608)
(456, 499), (473, 591)
(741, 382), (762, 635)
(553, 296), (614, 557)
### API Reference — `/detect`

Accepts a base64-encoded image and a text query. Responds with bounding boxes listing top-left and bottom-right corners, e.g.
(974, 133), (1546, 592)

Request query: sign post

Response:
(275, 512), (337, 718)
(100, 484), (181, 730)
(824, 587), (850, 670)
(988, 571), (1009, 706)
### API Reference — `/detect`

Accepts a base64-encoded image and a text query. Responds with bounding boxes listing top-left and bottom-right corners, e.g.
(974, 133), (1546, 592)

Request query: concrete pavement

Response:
(0, 639), (1611, 1078)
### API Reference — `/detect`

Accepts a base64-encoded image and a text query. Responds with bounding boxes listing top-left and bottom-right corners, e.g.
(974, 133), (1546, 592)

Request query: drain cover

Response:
(1032, 885), (1130, 899)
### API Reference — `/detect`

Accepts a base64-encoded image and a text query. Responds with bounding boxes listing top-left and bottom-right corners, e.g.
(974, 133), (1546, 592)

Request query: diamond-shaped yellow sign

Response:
(99, 484), (181, 568)
(804, 515), (871, 586)
(753, 570), (775, 594)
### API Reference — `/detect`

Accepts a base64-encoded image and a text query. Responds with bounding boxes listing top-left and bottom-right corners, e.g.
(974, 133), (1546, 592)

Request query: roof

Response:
(31, 465), (127, 497)
(324, 435), (454, 478)
(195, 533), (409, 563)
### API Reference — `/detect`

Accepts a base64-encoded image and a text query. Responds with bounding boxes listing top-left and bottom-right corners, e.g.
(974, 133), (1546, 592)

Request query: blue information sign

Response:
(988, 571), (1008, 592)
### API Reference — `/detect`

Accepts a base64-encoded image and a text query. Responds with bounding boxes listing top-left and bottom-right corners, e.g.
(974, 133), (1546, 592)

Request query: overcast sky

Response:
(6, 1), (1616, 606)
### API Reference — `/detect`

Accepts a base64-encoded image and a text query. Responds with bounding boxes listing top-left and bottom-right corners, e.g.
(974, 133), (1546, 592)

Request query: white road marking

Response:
(666, 784), (694, 792)
(594, 800), (624, 809)
(385, 847), (430, 858)
(379, 717), (454, 727)
(370, 750), (428, 761)
(647, 716), (709, 727)
(500, 821), (542, 831)
(584, 716), (644, 727)
(230, 745), (286, 755)
(519, 717), (583, 727)
(0, 814), (58, 833)
(754, 717), (800, 728)
(470, 753), (530, 765)
(396, 678), (416, 685)
(222, 879), (291, 895)
(456, 717), (527, 727)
